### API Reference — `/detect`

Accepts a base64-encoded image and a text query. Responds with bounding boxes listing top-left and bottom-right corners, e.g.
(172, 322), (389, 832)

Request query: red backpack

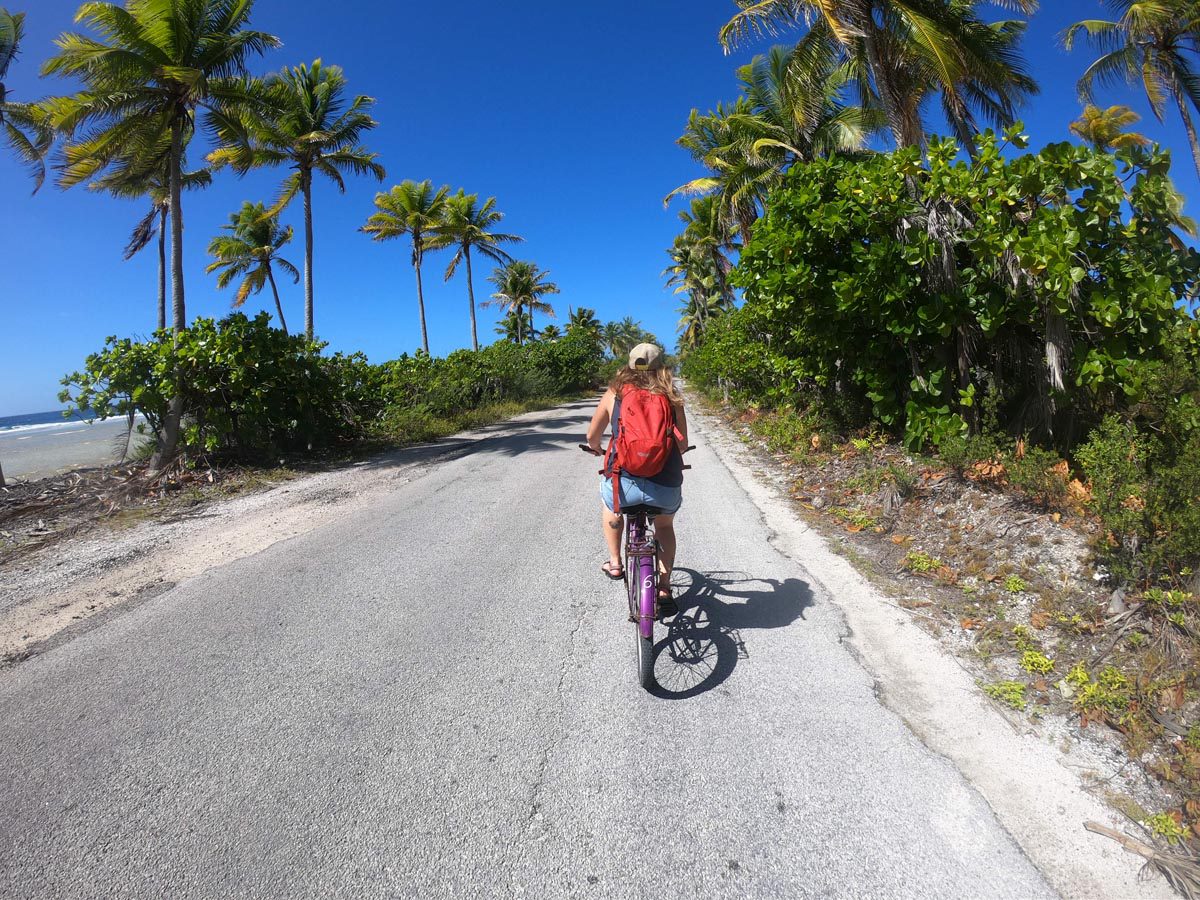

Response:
(604, 387), (681, 513)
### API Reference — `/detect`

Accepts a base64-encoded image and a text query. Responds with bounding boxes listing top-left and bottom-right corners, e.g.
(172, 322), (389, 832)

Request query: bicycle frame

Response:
(624, 511), (658, 640)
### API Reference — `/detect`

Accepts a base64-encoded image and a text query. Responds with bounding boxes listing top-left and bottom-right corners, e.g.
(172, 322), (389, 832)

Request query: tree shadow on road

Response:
(352, 404), (595, 474)
(649, 568), (814, 700)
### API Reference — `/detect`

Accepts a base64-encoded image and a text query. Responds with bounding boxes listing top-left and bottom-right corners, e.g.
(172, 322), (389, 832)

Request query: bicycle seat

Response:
(622, 504), (666, 517)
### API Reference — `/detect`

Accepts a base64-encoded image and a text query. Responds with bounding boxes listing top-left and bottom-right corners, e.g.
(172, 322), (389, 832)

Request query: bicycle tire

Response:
(636, 627), (654, 689)
(635, 552), (657, 689)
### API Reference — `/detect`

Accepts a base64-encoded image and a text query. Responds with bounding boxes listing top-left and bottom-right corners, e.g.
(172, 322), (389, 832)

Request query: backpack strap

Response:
(603, 440), (621, 515)
(604, 396), (622, 514)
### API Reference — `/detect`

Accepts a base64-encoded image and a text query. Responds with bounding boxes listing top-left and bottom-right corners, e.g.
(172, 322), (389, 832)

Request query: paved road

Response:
(0, 418), (150, 482)
(0, 401), (1051, 899)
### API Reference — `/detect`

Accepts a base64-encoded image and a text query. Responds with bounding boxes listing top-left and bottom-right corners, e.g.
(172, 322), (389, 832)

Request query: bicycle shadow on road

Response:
(650, 568), (814, 701)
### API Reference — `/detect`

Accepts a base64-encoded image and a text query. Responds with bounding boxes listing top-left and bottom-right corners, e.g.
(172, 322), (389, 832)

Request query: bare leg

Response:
(654, 514), (676, 592)
(603, 508), (623, 570)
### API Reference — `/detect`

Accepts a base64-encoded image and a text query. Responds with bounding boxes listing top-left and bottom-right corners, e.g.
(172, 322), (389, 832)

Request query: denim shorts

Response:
(600, 473), (682, 515)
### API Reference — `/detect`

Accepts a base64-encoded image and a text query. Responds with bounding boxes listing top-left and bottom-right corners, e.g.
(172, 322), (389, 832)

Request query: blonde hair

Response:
(609, 365), (682, 404)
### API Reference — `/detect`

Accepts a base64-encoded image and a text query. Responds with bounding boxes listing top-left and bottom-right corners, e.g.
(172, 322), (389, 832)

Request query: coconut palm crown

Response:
(207, 59), (385, 338)
(206, 201), (298, 335)
(1064, 0), (1200, 179)
(484, 260), (560, 347)
(719, 0), (1039, 151)
(1069, 103), (1151, 153)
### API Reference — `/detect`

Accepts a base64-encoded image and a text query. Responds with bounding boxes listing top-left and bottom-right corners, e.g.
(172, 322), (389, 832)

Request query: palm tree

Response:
(1069, 103), (1150, 153)
(361, 180), (449, 353)
(719, 0), (1039, 151)
(206, 201), (298, 334)
(666, 42), (878, 240)
(40, 0), (279, 466)
(88, 145), (212, 330)
(430, 190), (522, 351)
(539, 324), (562, 341)
(568, 307), (601, 335)
(0, 8), (51, 193)
(207, 59), (385, 338)
(1064, 1), (1200, 179)
(599, 319), (654, 358)
(484, 260), (560, 346)
(495, 309), (534, 344)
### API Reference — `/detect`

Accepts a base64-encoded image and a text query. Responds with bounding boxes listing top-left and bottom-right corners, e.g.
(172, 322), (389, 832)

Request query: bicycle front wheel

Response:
(635, 627), (654, 689)
(632, 555), (656, 690)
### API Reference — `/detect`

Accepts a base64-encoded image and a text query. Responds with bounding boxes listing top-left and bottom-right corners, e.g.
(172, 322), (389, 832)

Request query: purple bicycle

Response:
(581, 443), (693, 689)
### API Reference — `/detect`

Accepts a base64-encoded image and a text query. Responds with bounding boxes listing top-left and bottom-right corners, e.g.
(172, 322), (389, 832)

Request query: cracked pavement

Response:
(0, 400), (1054, 899)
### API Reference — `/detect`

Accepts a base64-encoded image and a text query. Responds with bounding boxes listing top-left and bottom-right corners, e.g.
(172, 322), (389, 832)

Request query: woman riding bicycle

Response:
(585, 342), (688, 611)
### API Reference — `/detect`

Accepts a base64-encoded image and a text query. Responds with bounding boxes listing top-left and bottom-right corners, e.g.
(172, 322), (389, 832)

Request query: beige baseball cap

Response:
(628, 342), (663, 370)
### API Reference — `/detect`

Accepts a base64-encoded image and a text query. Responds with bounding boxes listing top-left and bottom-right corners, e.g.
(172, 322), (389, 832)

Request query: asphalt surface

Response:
(0, 400), (1052, 899)
(0, 418), (149, 481)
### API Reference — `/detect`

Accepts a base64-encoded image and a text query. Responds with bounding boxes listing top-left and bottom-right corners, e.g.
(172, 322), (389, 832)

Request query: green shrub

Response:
(1007, 445), (1069, 507)
(983, 680), (1027, 710)
(726, 132), (1198, 452)
(61, 313), (371, 457)
(62, 316), (606, 462)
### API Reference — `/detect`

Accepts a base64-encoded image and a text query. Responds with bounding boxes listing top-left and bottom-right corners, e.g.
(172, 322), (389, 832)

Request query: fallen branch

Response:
(1085, 821), (1200, 899)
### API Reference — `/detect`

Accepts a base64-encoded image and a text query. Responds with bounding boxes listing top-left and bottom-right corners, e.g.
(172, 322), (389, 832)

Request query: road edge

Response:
(689, 400), (1168, 899)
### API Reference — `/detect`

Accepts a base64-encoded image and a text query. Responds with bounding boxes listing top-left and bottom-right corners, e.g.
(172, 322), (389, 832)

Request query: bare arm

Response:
(586, 390), (615, 452)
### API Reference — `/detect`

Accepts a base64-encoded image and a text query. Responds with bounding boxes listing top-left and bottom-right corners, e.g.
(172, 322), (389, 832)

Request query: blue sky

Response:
(2, 0), (1198, 416)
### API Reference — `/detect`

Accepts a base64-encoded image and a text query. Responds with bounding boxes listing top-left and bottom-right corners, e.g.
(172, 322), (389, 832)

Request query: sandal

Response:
(657, 578), (679, 617)
(601, 560), (624, 580)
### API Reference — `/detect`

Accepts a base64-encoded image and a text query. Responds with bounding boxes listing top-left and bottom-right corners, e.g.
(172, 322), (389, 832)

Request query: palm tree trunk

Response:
(154, 115), (187, 470)
(302, 172), (314, 339)
(517, 302), (523, 346)
(267, 267), (288, 336)
(1174, 90), (1200, 183)
(0, 456), (6, 488)
(414, 240), (429, 354)
(465, 245), (479, 351)
(157, 207), (167, 332)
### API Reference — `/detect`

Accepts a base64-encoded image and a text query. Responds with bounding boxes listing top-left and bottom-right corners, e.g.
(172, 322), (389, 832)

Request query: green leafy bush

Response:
(696, 132), (1198, 452)
(62, 315), (606, 461)
(61, 313), (372, 457)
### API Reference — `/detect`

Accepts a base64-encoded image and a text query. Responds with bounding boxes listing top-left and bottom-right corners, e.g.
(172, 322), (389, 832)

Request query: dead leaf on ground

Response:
(1030, 610), (1050, 629)
(961, 618), (982, 630)
(891, 534), (910, 544)
(1160, 683), (1186, 711)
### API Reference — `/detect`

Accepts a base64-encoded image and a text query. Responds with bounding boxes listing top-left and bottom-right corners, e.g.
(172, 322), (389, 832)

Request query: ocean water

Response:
(0, 409), (96, 434)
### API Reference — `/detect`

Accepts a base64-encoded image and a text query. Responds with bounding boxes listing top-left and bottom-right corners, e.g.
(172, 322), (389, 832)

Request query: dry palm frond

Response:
(1085, 821), (1200, 898)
